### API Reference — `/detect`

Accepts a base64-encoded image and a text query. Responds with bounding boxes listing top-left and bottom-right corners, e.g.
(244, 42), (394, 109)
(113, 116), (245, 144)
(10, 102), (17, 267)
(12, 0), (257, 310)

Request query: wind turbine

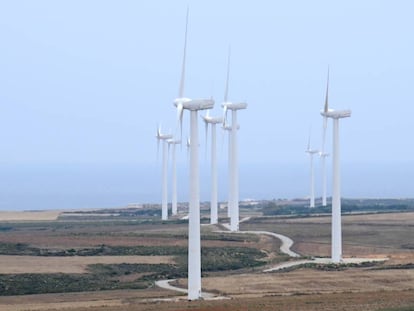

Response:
(320, 69), (330, 207)
(202, 110), (223, 225)
(221, 48), (247, 232)
(320, 71), (351, 263)
(173, 8), (214, 301)
(305, 132), (319, 208)
(156, 126), (172, 221)
(167, 138), (181, 216)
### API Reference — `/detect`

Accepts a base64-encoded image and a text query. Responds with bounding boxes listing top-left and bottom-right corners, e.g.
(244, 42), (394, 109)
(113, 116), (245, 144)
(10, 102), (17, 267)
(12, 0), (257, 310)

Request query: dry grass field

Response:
(0, 209), (413, 310)
(0, 210), (62, 221)
(242, 212), (414, 260)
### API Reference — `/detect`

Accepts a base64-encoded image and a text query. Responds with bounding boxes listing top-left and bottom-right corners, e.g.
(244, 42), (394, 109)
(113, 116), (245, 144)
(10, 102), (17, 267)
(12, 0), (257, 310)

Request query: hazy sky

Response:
(0, 1), (413, 206)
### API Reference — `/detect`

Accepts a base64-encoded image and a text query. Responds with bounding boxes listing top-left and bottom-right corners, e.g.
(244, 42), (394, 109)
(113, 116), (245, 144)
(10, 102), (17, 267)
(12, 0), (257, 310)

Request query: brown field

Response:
(0, 210), (413, 310)
(0, 255), (175, 274)
(0, 210), (62, 221)
(242, 211), (414, 260)
(201, 268), (414, 297)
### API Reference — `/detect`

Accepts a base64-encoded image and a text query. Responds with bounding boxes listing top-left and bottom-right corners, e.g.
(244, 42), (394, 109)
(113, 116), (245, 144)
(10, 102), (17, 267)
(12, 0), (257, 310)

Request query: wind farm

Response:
(1, 1), (414, 311)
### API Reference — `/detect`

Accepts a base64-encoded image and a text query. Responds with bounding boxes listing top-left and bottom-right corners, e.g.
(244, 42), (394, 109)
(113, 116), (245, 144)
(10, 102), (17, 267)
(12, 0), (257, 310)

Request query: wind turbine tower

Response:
(173, 8), (214, 300)
(156, 127), (172, 220)
(202, 111), (223, 224)
(320, 72), (351, 263)
(305, 134), (319, 208)
(222, 124), (232, 218)
(168, 138), (181, 216)
(222, 49), (247, 232)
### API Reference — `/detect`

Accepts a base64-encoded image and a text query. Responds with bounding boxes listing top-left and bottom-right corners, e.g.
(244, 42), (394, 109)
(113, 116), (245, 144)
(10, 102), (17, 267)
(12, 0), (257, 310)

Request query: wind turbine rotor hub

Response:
(174, 97), (192, 107)
(322, 109), (352, 119)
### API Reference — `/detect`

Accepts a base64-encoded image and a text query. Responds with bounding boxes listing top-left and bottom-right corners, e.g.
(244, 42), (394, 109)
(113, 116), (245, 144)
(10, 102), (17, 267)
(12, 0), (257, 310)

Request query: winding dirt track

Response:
(155, 219), (301, 297)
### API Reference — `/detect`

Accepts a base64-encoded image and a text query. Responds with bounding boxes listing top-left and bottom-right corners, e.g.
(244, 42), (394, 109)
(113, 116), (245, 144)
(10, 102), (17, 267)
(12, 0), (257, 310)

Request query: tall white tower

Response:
(305, 136), (319, 208)
(167, 138), (181, 216)
(320, 73), (351, 263)
(156, 127), (172, 220)
(173, 8), (215, 300)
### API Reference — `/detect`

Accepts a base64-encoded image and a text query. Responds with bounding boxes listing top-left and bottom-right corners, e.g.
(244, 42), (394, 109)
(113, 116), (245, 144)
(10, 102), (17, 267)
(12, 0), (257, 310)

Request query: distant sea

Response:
(0, 162), (413, 211)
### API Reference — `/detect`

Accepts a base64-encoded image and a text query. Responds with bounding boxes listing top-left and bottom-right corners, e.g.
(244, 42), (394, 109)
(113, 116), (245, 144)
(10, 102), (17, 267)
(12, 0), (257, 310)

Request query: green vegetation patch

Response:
(260, 199), (414, 216)
(88, 263), (186, 280)
(373, 263), (414, 270)
(0, 273), (150, 296)
(378, 307), (414, 311)
(201, 247), (266, 271)
(202, 232), (260, 243)
(0, 246), (267, 296)
(0, 243), (187, 257)
(275, 261), (382, 273)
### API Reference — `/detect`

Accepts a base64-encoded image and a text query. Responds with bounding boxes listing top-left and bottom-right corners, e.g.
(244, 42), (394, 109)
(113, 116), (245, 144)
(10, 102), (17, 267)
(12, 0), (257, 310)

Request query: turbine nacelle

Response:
(183, 99), (215, 111)
(222, 102), (248, 111)
(321, 109), (352, 119)
(202, 114), (223, 124)
(306, 149), (320, 155)
(222, 102), (247, 126)
(167, 138), (182, 145)
(157, 134), (173, 140)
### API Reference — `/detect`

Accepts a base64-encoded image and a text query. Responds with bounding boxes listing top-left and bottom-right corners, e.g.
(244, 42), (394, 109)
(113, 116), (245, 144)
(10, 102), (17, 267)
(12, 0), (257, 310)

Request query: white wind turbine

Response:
(305, 132), (319, 208)
(202, 110), (223, 225)
(320, 69), (330, 207)
(320, 71), (351, 263)
(173, 8), (214, 301)
(221, 49), (247, 232)
(167, 138), (181, 216)
(156, 126), (172, 221)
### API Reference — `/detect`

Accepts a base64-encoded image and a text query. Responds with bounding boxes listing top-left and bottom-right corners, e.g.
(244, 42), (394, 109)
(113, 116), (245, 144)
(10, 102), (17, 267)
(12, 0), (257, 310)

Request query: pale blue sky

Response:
(0, 1), (413, 207)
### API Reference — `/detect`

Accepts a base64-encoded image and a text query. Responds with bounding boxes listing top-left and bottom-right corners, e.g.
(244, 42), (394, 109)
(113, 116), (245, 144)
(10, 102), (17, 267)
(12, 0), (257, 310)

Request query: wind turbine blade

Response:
(324, 66), (330, 113)
(222, 105), (228, 126)
(204, 121), (208, 160)
(224, 45), (231, 102)
(176, 104), (184, 140)
(178, 7), (189, 98)
(186, 137), (190, 162)
(156, 124), (161, 160)
(307, 130), (311, 151)
(157, 139), (160, 161)
(321, 116), (328, 153)
(157, 123), (161, 138)
(204, 120), (208, 145)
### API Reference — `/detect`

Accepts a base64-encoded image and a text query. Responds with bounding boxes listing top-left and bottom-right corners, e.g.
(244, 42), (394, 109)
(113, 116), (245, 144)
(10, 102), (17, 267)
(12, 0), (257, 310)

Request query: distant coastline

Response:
(0, 163), (413, 211)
